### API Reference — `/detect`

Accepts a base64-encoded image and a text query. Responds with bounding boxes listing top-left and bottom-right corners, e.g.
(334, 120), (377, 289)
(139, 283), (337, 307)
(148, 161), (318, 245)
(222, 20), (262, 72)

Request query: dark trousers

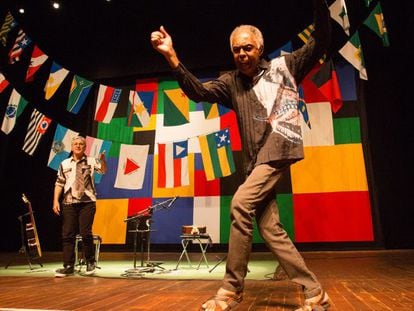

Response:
(61, 201), (96, 267)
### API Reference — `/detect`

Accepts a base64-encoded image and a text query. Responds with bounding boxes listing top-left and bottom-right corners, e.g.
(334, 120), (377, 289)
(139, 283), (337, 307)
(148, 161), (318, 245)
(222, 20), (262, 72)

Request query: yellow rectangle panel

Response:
(93, 199), (129, 244)
(290, 144), (368, 193)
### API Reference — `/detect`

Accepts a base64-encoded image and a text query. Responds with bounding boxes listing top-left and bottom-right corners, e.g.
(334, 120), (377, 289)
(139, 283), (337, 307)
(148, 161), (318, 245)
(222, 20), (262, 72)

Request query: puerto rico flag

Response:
(158, 140), (189, 188)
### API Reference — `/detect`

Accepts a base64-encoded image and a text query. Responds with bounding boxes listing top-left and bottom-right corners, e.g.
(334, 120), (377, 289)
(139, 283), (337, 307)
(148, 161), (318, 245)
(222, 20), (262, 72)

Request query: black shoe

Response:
(84, 262), (96, 276)
(55, 265), (74, 278)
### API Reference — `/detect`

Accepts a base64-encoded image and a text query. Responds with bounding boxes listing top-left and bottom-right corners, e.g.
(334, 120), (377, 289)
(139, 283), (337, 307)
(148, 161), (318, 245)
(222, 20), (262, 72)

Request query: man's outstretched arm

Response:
(150, 26), (180, 69)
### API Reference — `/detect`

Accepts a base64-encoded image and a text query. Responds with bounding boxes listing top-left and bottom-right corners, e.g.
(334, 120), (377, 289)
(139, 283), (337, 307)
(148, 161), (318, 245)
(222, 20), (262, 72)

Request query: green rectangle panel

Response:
(220, 195), (291, 244)
(333, 117), (361, 144)
(277, 193), (294, 241)
(97, 117), (133, 157)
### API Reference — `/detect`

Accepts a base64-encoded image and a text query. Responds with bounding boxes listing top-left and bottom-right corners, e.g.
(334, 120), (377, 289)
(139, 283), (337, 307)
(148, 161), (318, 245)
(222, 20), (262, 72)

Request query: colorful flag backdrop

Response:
(0, 14), (376, 246)
(91, 58), (375, 246)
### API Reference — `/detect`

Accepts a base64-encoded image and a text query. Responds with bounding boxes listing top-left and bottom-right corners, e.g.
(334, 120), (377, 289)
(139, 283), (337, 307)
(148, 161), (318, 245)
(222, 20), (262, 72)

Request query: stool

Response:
(175, 234), (212, 270)
(75, 234), (102, 271)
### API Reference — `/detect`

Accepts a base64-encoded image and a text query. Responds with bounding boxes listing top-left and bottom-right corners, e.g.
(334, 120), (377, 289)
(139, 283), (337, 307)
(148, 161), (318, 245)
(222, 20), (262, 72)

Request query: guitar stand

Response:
(5, 214), (43, 270)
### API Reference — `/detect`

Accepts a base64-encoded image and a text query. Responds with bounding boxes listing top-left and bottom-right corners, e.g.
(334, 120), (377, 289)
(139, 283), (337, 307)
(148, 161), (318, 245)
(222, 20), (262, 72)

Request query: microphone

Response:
(167, 196), (178, 208)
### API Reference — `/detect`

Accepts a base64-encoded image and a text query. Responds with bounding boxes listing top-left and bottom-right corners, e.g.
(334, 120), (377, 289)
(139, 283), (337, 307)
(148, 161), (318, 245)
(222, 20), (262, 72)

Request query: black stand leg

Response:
(123, 218), (154, 277)
(208, 255), (249, 274)
(209, 255), (226, 273)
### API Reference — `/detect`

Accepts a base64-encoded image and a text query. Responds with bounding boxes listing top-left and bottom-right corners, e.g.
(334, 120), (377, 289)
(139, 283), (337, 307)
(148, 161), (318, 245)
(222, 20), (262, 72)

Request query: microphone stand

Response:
(122, 197), (178, 277)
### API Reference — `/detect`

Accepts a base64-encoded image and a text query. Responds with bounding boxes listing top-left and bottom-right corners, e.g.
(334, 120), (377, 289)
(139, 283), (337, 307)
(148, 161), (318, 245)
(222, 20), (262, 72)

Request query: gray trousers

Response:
(222, 162), (322, 299)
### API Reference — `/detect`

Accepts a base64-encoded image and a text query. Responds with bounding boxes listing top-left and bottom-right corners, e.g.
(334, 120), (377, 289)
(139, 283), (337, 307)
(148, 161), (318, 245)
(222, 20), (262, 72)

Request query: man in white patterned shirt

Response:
(53, 136), (107, 277)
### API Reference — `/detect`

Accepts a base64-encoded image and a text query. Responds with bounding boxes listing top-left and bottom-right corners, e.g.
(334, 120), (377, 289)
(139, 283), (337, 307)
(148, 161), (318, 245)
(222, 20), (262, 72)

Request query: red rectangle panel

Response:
(294, 191), (374, 242)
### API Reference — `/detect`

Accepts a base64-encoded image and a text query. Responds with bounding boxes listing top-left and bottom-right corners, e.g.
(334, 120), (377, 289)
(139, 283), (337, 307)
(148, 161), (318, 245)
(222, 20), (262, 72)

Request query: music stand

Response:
(123, 215), (155, 276)
(122, 197), (178, 277)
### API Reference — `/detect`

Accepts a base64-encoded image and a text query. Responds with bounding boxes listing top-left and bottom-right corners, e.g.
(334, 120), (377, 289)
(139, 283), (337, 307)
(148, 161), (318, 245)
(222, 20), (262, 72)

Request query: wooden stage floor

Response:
(0, 249), (413, 310)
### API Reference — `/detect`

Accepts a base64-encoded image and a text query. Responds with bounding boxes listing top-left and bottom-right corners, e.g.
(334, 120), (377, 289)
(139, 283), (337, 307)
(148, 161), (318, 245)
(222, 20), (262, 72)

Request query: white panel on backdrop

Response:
(301, 102), (335, 147)
(194, 196), (221, 243)
(154, 111), (220, 153)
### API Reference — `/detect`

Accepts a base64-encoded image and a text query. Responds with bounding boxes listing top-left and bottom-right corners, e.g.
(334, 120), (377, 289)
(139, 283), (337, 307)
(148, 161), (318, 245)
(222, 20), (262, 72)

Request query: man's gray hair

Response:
(71, 135), (86, 145)
(229, 25), (264, 51)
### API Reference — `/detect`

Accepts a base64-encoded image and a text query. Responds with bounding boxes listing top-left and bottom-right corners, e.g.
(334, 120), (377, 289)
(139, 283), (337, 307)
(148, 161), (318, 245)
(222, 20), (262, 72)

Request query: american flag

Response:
(8, 29), (31, 64)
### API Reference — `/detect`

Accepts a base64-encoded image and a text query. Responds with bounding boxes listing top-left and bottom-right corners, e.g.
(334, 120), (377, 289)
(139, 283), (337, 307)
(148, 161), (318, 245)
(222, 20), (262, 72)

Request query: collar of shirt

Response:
(70, 154), (87, 163)
(237, 58), (270, 82)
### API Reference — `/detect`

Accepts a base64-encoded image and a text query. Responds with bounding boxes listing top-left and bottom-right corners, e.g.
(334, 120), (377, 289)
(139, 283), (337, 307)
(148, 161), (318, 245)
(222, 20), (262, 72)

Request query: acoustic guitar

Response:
(22, 193), (42, 259)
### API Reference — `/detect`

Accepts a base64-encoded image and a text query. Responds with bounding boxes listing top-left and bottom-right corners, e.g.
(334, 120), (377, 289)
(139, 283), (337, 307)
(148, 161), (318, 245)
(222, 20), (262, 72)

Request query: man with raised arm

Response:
(151, 0), (331, 310)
